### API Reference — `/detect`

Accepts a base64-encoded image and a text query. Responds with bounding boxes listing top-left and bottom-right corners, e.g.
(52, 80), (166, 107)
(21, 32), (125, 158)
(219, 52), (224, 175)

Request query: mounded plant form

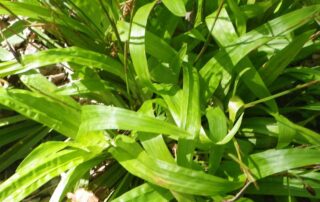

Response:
(0, 0), (320, 201)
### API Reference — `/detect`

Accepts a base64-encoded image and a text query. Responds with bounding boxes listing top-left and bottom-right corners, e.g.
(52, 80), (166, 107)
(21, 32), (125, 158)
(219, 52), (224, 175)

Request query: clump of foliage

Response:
(0, 0), (320, 201)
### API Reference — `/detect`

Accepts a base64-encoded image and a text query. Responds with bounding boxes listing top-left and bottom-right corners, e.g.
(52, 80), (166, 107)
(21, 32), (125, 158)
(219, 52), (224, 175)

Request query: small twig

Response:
(298, 112), (320, 126)
(232, 139), (256, 184)
(65, 0), (105, 41)
(124, 40), (134, 108)
(98, 0), (123, 52)
(310, 30), (320, 41)
(0, 28), (23, 64)
(124, 0), (141, 107)
(193, 0), (225, 64)
(245, 80), (320, 108)
(224, 180), (252, 202)
(0, 3), (24, 64)
(0, 3), (45, 61)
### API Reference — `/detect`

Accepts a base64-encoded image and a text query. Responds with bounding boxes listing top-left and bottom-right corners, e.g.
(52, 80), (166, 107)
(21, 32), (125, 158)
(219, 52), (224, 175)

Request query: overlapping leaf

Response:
(79, 105), (189, 139)
(110, 135), (242, 196)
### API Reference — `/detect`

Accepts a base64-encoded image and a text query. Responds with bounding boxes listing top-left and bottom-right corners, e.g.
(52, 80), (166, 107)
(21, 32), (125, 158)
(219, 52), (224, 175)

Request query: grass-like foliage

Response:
(0, 0), (320, 201)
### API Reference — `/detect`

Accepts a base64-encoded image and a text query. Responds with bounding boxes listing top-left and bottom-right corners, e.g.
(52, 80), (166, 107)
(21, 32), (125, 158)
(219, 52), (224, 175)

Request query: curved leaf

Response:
(246, 176), (320, 198)
(206, 106), (227, 143)
(129, 1), (156, 87)
(50, 156), (106, 202)
(161, 0), (186, 17)
(177, 64), (201, 167)
(216, 113), (244, 145)
(200, 5), (320, 100)
(0, 47), (124, 80)
(222, 148), (320, 181)
(0, 121), (38, 147)
(0, 127), (49, 173)
(0, 88), (80, 138)
(0, 1), (94, 36)
(0, 148), (90, 201)
(110, 135), (242, 196)
(112, 183), (173, 202)
(79, 105), (189, 139)
(259, 30), (314, 86)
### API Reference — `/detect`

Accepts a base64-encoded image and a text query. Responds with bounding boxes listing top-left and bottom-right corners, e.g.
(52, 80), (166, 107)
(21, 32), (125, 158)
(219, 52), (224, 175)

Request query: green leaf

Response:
(0, 88), (80, 138)
(274, 114), (297, 148)
(0, 20), (26, 43)
(206, 7), (278, 112)
(161, 0), (186, 17)
(223, 148), (320, 181)
(0, 121), (38, 147)
(228, 96), (244, 123)
(260, 31), (314, 86)
(90, 162), (127, 191)
(65, 0), (110, 33)
(246, 176), (320, 199)
(50, 155), (106, 202)
(206, 106), (227, 143)
(0, 1), (94, 36)
(177, 64), (201, 167)
(109, 135), (242, 196)
(200, 5), (320, 100)
(226, 0), (247, 35)
(161, 86), (183, 126)
(240, 0), (276, 19)
(118, 21), (178, 62)
(55, 79), (116, 95)
(16, 141), (68, 172)
(249, 148), (320, 179)
(16, 141), (93, 173)
(242, 117), (320, 146)
(216, 113), (244, 145)
(138, 100), (175, 163)
(55, 78), (128, 107)
(20, 71), (80, 108)
(208, 145), (225, 174)
(146, 31), (178, 63)
(194, 0), (204, 27)
(79, 105), (190, 139)
(0, 47), (125, 80)
(0, 148), (90, 201)
(0, 127), (49, 173)
(139, 133), (175, 163)
(129, 1), (156, 88)
(180, 65), (201, 137)
(298, 103), (320, 111)
(112, 183), (173, 202)
(0, 115), (26, 127)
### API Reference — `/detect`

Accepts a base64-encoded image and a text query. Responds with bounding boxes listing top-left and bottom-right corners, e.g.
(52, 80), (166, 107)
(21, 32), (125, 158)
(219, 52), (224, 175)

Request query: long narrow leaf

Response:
(161, 0), (186, 17)
(0, 149), (90, 201)
(0, 88), (80, 138)
(110, 135), (242, 196)
(79, 105), (189, 139)
(0, 47), (124, 80)
(177, 64), (201, 167)
(200, 5), (320, 100)
(112, 183), (173, 202)
(129, 1), (156, 87)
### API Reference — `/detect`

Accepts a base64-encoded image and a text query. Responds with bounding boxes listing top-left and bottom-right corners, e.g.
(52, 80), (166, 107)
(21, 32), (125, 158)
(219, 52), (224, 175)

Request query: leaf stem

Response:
(193, 0), (225, 64)
(99, 0), (123, 52)
(124, 0), (137, 108)
(245, 80), (320, 108)
(224, 180), (252, 202)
